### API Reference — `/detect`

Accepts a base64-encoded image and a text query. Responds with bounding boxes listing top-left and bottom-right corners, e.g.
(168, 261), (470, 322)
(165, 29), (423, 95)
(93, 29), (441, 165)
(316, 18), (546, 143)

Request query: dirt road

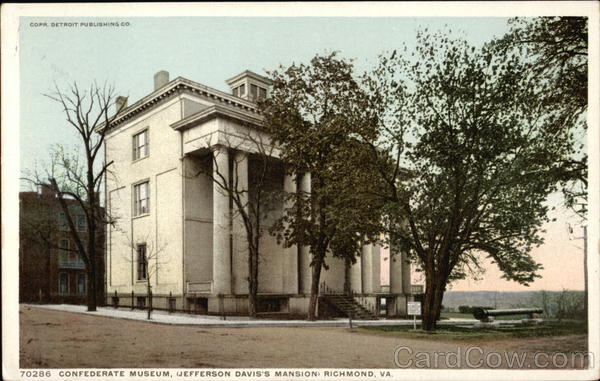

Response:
(19, 306), (588, 369)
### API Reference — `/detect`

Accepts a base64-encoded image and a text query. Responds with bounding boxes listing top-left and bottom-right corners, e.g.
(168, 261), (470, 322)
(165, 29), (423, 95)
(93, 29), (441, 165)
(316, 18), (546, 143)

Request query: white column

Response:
(349, 256), (362, 294)
(212, 146), (231, 295)
(361, 243), (373, 294)
(371, 243), (381, 292)
(390, 246), (404, 295)
(299, 172), (312, 294)
(232, 151), (248, 294)
(401, 250), (412, 295)
(283, 173), (299, 294)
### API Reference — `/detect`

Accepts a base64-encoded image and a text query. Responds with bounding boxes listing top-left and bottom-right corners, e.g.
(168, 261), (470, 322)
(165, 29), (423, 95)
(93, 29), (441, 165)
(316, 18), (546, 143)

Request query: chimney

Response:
(154, 70), (169, 90)
(39, 183), (55, 198)
(115, 96), (128, 113)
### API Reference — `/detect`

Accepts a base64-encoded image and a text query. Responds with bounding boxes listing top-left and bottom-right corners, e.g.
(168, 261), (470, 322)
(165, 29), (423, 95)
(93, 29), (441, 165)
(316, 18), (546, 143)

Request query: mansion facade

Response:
(103, 70), (413, 316)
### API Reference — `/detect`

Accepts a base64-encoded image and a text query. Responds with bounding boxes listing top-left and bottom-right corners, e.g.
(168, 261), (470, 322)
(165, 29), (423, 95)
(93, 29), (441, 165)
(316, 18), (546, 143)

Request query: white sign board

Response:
(407, 302), (421, 316)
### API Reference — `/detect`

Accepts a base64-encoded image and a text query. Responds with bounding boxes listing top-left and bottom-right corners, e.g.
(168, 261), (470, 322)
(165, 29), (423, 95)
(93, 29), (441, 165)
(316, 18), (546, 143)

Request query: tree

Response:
(360, 31), (578, 331)
(495, 16), (589, 318)
(262, 52), (385, 320)
(123, 233), (169, 320)
(23, 147), (109, 309)
(193, 132), (279, 317)
(494, 17), (588, 218)
(29, 82), (120, 311)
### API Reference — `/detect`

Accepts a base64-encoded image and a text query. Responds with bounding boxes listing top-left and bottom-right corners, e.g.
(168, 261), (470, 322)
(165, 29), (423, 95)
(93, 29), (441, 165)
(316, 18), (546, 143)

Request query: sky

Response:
(19, 16), (586, 292)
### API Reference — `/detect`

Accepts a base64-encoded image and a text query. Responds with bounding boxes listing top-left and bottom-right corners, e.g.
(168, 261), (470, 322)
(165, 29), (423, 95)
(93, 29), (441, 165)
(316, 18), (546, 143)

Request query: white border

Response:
(2, 2), (599, 381)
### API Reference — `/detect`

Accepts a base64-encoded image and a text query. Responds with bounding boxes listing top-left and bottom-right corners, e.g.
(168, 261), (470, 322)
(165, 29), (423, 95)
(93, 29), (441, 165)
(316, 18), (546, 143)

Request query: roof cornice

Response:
(226, 70), (273, 86)
(170, 104), (263, 131)
(97, 77), (260, 133)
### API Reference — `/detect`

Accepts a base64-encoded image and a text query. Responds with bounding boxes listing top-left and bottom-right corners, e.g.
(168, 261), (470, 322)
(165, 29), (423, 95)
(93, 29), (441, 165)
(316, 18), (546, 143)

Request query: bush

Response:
(458, 305), (471, 314)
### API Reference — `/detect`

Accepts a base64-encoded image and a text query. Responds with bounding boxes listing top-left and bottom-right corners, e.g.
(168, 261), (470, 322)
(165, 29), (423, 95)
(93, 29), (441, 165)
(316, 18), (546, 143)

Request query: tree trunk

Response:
(434, 283), (446, 321)
(421, 258), (435, 330)
(422, 276), (446, 331)
(85, 224), (97, 311)
(343, 257), (351, 296)
(422, 292), (435, 330)
(86, 267), (96, 311)
(248, 244), (259, 318)
(147, 283), (152, 320)
(307, 253), (324, 320)
(432, 281), (445, 325)
(86, 163), (98, 312)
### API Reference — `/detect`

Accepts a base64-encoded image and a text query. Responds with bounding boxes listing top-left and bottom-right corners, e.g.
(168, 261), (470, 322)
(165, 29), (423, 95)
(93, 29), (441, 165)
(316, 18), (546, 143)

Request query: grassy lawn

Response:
(441, 312), (473, 319)
(360, 320), (587, 342)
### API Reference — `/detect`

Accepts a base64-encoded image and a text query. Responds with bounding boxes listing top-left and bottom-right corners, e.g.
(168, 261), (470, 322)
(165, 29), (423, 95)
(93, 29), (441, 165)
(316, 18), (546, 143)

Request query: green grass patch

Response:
(360, 320), (587, 342)
(440, 312), (473, 319)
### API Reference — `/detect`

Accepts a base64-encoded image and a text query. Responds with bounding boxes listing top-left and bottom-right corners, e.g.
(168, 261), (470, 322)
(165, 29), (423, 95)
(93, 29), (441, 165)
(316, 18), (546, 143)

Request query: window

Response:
(137, 244), (147, 281)
(76, 215), (87, 232)
(59, 273), (69, 295)
(59, 239), (69, 263)
(259, 87), (267, 99)
(58, 212), (68, 231)
(132, 129), (149, 160)
(232, 87), (239, 97)
(238, 84), (245, 96)
(250, 84), (258, 98)
(77, 274), (86, 294)
(133, 181), (149, 216)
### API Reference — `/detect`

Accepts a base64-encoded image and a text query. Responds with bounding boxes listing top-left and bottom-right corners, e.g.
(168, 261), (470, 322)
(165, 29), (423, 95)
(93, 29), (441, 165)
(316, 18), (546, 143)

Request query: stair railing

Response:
(353, 295), (377, 315)
(320, 282), (336, 295)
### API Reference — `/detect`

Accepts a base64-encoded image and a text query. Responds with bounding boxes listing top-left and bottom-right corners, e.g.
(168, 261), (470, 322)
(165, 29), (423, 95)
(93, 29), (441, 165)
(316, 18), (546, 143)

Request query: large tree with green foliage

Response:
(359, 30), (579, 331)
(494, 17), (588, 218)
(494, 16), (589, 315)
(261, 53), (385, 320)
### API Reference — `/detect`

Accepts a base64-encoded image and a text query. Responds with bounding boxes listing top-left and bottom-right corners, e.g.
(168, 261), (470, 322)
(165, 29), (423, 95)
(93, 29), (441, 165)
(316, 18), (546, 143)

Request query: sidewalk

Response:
(23, 303), (480, 328)
(24, 303), (482, 328)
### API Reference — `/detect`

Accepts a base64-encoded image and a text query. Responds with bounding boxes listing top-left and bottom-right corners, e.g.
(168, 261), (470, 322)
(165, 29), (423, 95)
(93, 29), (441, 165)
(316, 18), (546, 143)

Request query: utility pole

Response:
(569, 223), (588, 317)
(583, 225), (588, 317)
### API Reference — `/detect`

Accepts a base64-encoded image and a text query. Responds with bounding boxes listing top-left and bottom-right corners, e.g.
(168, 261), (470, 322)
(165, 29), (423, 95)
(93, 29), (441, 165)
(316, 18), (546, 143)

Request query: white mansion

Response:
(103, 70), (414, 316)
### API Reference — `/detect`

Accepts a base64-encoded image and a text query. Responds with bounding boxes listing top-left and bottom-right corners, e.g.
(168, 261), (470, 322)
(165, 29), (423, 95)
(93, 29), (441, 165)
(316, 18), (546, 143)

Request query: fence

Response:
(108, 290), (183, 313)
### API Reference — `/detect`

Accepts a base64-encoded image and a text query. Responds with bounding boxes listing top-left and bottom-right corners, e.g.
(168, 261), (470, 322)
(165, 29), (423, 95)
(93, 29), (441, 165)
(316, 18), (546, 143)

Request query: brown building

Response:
(19, 185), (105, 305)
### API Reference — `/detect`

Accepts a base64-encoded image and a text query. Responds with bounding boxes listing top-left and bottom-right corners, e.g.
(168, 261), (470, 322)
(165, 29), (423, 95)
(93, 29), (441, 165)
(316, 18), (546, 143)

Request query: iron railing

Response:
(58, 260), (85, 269)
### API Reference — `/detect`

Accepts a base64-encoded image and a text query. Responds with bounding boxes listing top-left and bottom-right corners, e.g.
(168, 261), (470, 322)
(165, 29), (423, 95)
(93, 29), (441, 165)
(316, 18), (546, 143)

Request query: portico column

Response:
(232, 151), (248, 294)
(349, 255), (362, 294)
(361, 243), (373, 294)
(401, 250), (412, 295)
(299, 172), (312, 294)
(212, 146), (232, 295)
(389, 246), (404, 295)
(371, 243), (381, 292)
(283, 173), (299, 294)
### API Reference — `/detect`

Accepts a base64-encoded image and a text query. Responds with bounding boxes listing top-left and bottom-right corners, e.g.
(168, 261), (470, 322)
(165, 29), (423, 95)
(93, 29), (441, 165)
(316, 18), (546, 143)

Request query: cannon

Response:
(473, 307), (543, 322)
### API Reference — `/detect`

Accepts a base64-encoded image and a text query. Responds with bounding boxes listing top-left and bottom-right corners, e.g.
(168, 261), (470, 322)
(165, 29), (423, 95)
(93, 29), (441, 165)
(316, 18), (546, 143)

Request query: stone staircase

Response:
(319, 283), (378, 320)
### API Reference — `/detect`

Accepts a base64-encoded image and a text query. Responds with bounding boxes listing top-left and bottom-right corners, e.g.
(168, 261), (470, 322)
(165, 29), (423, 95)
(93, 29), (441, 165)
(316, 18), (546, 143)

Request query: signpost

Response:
(407, 301), (421, 330)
